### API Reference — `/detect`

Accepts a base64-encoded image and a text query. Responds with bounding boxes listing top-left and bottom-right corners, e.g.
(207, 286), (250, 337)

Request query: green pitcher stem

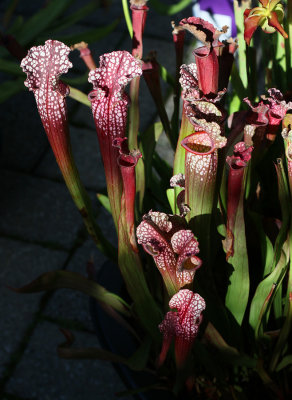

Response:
(129, 76), (145, 212)
(59, 154), (116, 261)
(173, 106), (194, 176)
(173, 106), (193, 214)
(233, 0), (249, 92)
(128, 76), (140, 150)
(287, 0), (292, 74)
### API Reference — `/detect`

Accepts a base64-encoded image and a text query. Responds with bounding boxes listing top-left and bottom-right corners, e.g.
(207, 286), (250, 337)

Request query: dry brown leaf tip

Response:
(70, 41), (88, 51)
(130, 0), (148, 6)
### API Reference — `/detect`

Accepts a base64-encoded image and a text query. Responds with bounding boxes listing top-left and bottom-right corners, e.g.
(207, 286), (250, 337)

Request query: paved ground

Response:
(0, 1), (194, 399)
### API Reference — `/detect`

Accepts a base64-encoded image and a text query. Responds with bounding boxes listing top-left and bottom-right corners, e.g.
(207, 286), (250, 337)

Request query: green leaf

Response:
(286, 0), (292, 79)
(16, 0), (74, 45)
(249, 247), (288, 339)
(127, 337), (152, 371)
(0, 78), (24, 103)
(59, 330), (154, 372)
(153, 151), (172, 182)
(128, 76), (145, 211)
(276, 158), (291, 224)
(204, 323), (238, 355)
(172, 112), (193, 214)
(204, 323), (256, 368)
(248, 212), (274, 277)
(166, 188), (176, 214)
(68, 86), (91, 107)
(159, 64), (175, 88)
(229, 63), (247, 114)
(11, 270), (131, 316)
(58, 329), (130, 363)
(173, 111), (193, 177)
(228, 92), (241, 115)
(59, 344), (129, 363)
(249, 159), (291, 339)
(224, 166), (250, 326)
(0, 58), (24, 76)
(149, 0), (192, 15)
(140, 121), (163, 188)
(2, 0), (19, 29)
(118, 193), (162, 342)
(46, 1), (98, 34)
(96, 193), (111, 214)
(270, 292), (292, 371)
(233, 0), (248, 90)
(217, 223), (226, 238)
(55, 19), (119, 46)
(122, 0), (133, 38)
(270, 222), (292, 371)
(275, 355), (292, 372)
(7, 15), (24, 35)
(62, 73), (89, 86)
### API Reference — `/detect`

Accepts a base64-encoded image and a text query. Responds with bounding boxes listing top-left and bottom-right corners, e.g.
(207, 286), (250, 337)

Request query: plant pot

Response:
(89, 260), (176, 400)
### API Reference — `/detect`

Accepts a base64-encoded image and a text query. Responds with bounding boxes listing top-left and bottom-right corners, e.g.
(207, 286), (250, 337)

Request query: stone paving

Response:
(0, 1), (193, 399)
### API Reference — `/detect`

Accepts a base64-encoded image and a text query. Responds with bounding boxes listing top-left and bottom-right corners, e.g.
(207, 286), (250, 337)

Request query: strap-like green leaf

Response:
(58, 329), (129, 363)
(153, 151), (172, 182)
(249, 159), (291, 339)
(159, 64), (175, 87)
(96, 193), (111, 214)
(140, 121), (163, 189)
(16, 0), (73, 45)
(275, 355), (292, 372)
(55, 19), (119, 46)
(248, 212), (274, 277)
(0, 58), (25, 76)
(225, 169), (250, 326)
(127, 337), (152, 371)
(270, 224), (292, 371)
(11, 270), (130, 316)
(249, 246), (288, 339)
(122, 0), (133, 38)
(62, 73), (89, 86)
(0, 78), (24, 103)
(270, 291), (292, 371)
(128, 76), (145, 211)
(204, 322), (256, 368)
(3, 0), (19, 29)
(149, 0), (192, 15)
(118, 194), (162, 342)
(68, 86), (91, 107)
(47, 1), (98, 34)
(166, 188), (176, 214)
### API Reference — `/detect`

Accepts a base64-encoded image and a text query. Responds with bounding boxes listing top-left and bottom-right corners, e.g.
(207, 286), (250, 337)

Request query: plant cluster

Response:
(12, 0), (292, 398)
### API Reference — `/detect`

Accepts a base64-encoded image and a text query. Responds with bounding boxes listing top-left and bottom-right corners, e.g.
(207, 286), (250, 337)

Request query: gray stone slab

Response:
(0, 170), (85, 249)
(7, 321), (129, 400)
(0, 238), (67, 376)
(35, 126), (106, 191)
(0, 91), (48, 172)
(43, 235), (116, 330)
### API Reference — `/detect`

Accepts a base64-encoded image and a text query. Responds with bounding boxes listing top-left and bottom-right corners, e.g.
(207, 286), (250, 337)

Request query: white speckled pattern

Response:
(88, 51), (142, 138)
(159, 289), (205, 342)
(21, 40), (72, 136)
(136, 212), (202, 289)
